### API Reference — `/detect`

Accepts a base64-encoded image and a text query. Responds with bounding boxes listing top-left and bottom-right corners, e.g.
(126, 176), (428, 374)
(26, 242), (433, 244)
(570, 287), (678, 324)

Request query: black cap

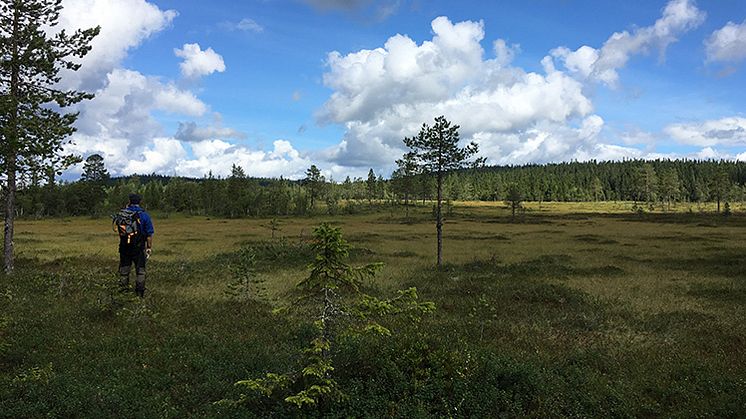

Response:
(128, 193), (142, 205)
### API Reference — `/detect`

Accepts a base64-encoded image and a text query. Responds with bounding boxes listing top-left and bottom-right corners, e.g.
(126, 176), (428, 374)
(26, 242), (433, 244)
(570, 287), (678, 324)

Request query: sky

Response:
(53, 0), (746, 180)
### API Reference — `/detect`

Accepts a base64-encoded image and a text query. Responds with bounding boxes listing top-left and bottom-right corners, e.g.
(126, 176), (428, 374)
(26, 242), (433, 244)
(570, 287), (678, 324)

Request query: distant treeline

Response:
(15, 159), (746, 218)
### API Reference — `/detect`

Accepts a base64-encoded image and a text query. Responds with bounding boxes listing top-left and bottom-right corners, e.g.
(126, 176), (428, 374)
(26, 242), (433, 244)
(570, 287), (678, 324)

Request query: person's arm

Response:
(145, 236), (153, 258)
(143, 213), (154, 256)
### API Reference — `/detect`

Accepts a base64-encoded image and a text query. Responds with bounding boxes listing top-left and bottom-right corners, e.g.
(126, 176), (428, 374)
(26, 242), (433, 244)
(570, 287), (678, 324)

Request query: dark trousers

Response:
(119, 244), (147, 293)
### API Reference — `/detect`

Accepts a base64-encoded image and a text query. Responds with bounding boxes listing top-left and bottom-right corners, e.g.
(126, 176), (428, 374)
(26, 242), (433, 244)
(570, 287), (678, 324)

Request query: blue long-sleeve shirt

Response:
(127, 205), (154, 237)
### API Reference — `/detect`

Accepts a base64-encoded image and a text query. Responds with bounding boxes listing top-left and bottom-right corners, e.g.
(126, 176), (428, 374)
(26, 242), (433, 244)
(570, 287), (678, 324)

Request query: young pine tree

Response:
(404, 116), (480, 268)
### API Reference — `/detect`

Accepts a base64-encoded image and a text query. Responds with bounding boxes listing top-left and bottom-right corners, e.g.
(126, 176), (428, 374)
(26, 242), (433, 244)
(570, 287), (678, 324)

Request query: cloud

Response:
(550, 0), (705, 87)
(55, 0), (177, 91)
(124, 138), (188, 174)
(705, 20), (746, 63)
(319, 16), (602, 168)
(72, 137), (311, 179)
(665, 117), (746, 147)
(236, 17), (264, 33)
(174, 43), (226, 79)
(618, 128), (658, 146)
(176, 140), (312, 178)
(175, 121), (247, 142)
(73, 68), (207, 142)
(53, 0), (312, 180)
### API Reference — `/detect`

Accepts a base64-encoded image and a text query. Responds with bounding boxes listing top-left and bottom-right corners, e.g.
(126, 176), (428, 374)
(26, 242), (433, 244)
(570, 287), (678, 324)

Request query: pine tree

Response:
(0, 0), (99, 272)
(304, 165), (324, 208)
(505, 182), (523, 218)
(392, 152), (419, 217)
(366, 168), (376, 204)
(658, 167), (680, 211)
(80, 154), (109, 183)
(709, 169), (731, 213)
(634, 164), (658, 209)
(404, 116), (479, 268)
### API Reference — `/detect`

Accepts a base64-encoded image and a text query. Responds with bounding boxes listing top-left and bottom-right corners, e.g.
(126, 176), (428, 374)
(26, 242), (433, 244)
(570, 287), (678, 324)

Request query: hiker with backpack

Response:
(113, 194), (154, 298)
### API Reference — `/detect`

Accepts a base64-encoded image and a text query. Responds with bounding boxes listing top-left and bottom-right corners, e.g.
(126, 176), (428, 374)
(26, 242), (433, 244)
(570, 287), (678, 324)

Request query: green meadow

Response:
(1, 202), (745, 417)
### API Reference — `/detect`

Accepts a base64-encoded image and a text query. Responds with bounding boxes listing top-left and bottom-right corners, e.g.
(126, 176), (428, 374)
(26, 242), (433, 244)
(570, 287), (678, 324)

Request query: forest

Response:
(16, 156), (746, 218)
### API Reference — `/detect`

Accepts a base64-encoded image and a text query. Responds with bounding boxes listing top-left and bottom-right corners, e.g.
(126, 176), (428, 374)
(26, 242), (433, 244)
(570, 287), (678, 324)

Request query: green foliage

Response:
(325, 193), (340, 215)
(224, 223), (434, 413)
(403, 116), (480, 176)
(469, 293), (497, 342)
(1, 0), (100, 271)
(505, 182), (524, 217)
(0, 288), (11, 357)
(298, 223), (382, 295)
(81, 154), (110, 183)
(85, 274), (134, 316)
(3, 211), (746, 416)
(12, 362), (54, 385)
(16, 160), (746, 219)
(242, 238), (314, 269)
(404, 116), (481, 266)
(305, 165), (325, 209)
(261, 218), (282, 239)
(225, 246), (266, 302)
(0, 0), (100, 173)
(391, 152), (419, 209)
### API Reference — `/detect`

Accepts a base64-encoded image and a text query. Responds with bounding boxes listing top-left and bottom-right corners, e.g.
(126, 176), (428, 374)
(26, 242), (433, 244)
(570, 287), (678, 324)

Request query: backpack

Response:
(112, 208), (142, 245)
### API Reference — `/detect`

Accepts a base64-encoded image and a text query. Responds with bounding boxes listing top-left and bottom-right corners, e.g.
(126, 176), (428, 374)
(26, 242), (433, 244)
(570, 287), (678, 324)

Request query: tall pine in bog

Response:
(0, 0), (99, 272)
(404, 116), (480, 268)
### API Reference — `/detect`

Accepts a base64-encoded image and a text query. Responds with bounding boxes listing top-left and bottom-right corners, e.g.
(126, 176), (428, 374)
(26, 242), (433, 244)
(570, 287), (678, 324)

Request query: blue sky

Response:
(56, 0), (746, 179)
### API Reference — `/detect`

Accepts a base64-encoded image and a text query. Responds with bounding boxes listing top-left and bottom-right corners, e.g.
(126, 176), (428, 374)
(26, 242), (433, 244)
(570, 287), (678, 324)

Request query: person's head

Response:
(128, 193), (142, 206)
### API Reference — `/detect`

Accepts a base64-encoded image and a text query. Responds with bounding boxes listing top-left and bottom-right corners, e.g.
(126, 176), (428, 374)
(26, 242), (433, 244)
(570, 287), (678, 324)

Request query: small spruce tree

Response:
(221, 223), (434, 411)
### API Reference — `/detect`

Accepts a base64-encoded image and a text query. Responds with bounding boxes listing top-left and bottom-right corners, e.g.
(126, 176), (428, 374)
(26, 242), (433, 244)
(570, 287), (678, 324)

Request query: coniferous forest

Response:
(18, 157), (746, 218)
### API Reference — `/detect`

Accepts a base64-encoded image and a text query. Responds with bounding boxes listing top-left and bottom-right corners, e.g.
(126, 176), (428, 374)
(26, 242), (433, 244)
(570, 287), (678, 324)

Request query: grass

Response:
(1, 201), (745, 417)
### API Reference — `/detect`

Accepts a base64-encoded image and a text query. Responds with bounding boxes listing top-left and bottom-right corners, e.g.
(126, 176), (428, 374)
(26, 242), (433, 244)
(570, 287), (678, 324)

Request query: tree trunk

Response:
(717, 198), (720, 213)
(436, 171), (443, 268)
(4, 160), (16, 274)
(404, 190), (409, 220)
(4, 5), (19, 274)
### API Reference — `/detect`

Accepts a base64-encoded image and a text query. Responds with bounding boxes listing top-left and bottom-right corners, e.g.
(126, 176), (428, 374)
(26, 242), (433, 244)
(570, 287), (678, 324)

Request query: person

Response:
(118, 193), (154, 298)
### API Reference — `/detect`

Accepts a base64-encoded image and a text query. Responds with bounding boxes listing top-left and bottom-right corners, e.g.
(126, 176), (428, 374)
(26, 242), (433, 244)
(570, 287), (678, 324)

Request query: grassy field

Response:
(1, 202), (745, 417)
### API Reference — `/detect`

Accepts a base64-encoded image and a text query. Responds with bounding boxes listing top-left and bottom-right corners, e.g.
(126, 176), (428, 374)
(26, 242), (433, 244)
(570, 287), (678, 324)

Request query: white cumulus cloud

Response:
(175, 43), (227, 79)
(665, 117), (746, 147)
(55, 1), (306, 180)
(319, 16), (605, 169)
(176, 140), (312, 179)
(56, 0), (177, 91)
(705, 20), (746, 63)
(550, 0), (705, 87)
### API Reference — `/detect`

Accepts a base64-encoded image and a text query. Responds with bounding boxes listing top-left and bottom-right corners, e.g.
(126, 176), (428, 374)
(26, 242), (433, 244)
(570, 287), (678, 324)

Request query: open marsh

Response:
(2, 202), (745, 417)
